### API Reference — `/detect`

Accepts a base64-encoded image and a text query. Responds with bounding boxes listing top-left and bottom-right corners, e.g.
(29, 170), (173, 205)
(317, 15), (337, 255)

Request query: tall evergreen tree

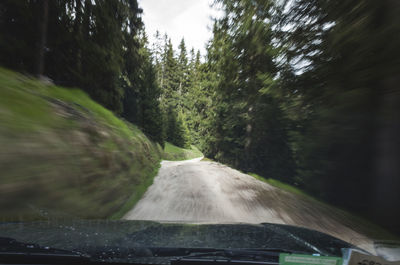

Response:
(0, 0), (144, 114)
(177, 38), (190, 97)
(122, 31), (164, 145)
(203, 0), (295, 181)
(150, 36), (190, 148)
(161, 38), (179, 109)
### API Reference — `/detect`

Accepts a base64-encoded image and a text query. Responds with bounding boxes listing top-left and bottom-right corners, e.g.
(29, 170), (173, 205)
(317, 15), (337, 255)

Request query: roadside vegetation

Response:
(0, 67), (206, 220)
(0, 68), (164, 220)
(249, 173), (398, 241)
(163, 143), (203, 161)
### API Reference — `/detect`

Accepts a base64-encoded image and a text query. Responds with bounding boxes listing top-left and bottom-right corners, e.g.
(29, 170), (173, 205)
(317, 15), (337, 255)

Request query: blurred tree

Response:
(278, 0), (400, 233)
(0, 0), (39, 73)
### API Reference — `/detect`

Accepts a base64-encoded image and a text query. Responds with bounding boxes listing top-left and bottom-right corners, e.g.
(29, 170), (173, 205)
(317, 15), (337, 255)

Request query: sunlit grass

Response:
(249, 173), (309, 197)
(0, 69), (58, 132)
(201, 157), (215, 162)
(36, 84), (133, 138)
(163, 142), (203, 161)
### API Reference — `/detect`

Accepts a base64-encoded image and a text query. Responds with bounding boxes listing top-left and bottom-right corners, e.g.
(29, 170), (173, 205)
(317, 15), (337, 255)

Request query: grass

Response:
(201, 157), (215, 162)
(249, 173), (310, 198)
(248, 173), (398, 240)
(0, 68), (133, 137)
(163, 142), (203, 161)
(0, 69), (59, 132)
(109, 163), (161, 220)
(0, 67), (163, 221)
(36, 81), (133, 138)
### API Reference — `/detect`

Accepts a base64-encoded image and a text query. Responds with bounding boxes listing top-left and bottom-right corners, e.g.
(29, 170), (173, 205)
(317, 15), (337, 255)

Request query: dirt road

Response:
(123, 158), (374, 252)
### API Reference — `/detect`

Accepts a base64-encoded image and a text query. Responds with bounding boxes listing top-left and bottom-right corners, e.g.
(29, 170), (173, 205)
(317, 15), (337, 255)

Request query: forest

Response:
(0, 0), (399, 235)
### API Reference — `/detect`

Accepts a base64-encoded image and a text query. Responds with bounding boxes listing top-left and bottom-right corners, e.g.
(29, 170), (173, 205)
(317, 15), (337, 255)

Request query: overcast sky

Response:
(138, 0), (220, 55)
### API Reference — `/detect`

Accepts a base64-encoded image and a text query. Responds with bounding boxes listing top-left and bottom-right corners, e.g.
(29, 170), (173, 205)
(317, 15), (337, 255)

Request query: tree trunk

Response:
(36, 0), (49, 77)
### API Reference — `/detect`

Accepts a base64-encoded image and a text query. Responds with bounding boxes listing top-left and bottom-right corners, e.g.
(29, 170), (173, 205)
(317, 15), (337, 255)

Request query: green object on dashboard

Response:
(279, 253), (343, 265)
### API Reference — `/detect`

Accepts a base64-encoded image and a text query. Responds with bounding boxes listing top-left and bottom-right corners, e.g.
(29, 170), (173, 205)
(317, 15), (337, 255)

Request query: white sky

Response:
(138, 0), (220, 55)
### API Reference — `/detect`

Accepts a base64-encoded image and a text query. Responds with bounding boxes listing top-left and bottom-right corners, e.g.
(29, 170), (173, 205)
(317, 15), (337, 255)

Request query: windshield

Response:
(0, 0), (399, 263)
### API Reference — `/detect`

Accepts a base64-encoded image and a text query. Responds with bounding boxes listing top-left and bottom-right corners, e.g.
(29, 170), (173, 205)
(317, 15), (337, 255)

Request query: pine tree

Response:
(177, 38), (190, 97)
(203, 0), (295, 180)
(161, 38), (179, 110)
(122, 30), (164, 145)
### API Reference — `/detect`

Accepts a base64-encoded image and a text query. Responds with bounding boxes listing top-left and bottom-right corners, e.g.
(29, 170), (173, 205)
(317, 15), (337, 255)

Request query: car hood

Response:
(0, 220), (352, 258)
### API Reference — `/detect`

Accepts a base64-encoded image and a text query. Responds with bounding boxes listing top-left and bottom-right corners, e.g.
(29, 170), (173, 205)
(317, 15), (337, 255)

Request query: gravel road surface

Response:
(123, 158), (374, 252)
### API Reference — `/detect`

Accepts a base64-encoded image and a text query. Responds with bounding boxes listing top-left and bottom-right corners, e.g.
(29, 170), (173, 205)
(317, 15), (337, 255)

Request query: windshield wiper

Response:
(149, 247), (308, 257)
(170, 249), (280, 265)
(0, 237), (91, 264)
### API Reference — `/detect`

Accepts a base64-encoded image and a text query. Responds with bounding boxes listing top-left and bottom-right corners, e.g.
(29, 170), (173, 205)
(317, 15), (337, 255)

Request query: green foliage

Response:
(197, 0), (400, 234)
(165, 108), (190, 148)
(0, 0), (144, 114)
(0, 0), (164, 144)
(275, 0), (400, 233)
(109, 163), (161, 220)
(0, 68), (163, 220)
(163, 142), (203, 161)
(201, 0), (295, 182)
(249, 173), (310, 198)
(152, 35), (203, 148)
(248, 173), (398, 241)
(160, 38), (180, 109)
(122, 33), (164, 146)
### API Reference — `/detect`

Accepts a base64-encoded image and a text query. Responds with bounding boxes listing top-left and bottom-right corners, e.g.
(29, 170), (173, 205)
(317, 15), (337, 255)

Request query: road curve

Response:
(123, 158), (373, 252)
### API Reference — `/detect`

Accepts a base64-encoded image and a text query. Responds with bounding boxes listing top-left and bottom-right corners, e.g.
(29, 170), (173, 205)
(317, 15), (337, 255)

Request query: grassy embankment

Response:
(249, 173), (398, 241)
(0, 68), (196, 221)
(163, 142), (203, 161)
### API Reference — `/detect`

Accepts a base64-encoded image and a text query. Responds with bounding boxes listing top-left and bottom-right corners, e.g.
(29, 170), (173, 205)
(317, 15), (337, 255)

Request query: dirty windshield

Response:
(0, 0), (399, 264)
